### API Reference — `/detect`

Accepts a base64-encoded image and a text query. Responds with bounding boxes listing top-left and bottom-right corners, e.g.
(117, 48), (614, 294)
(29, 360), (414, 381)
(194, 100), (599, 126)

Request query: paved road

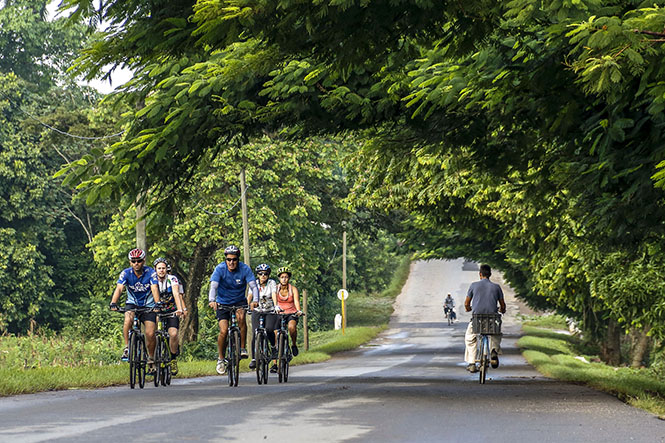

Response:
(1, 259), (663, 442)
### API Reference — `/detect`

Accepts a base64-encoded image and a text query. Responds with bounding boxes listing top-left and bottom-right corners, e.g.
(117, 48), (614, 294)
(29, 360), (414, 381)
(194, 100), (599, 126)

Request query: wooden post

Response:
(303, 289), (309, 351)
(342, 230), (347, 330)
(136, 197), (147, 251)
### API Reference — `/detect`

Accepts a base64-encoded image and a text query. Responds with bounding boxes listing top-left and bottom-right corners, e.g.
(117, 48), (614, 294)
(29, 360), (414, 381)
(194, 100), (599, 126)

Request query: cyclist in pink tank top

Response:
(274, 267), (303, 358)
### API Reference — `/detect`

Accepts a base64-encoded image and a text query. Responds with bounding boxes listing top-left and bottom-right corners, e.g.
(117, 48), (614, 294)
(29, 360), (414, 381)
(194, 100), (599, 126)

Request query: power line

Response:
(196, 185), (250, 216)
(0, 91), (125, 140)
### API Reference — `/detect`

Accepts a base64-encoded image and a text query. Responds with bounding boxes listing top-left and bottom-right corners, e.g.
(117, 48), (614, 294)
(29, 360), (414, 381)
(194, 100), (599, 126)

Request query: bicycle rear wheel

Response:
(129, 332), (137, 389)
(137, 336), (147, 389)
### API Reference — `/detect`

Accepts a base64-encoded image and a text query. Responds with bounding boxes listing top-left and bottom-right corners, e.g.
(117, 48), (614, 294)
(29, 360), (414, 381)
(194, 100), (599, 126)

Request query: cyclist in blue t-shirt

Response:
(208, 245), (260, 375)
(110, 248), (161, 372)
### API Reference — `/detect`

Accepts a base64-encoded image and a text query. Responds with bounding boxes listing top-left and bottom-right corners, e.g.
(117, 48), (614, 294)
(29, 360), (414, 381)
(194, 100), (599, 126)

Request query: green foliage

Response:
(519, 325), (665, 417)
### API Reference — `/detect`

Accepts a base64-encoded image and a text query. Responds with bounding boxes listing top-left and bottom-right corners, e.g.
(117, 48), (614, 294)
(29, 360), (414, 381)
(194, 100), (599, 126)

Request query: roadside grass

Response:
(521, 314), (568, 330)
(0, 256), (411, 397)
(518, 324), (665, 417)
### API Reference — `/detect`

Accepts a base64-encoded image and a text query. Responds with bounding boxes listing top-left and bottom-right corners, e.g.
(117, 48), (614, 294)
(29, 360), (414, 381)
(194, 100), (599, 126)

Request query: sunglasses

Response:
(130, 259), (143, 264)
(226, 258), (239, 263)
(257, 272), (269, 276)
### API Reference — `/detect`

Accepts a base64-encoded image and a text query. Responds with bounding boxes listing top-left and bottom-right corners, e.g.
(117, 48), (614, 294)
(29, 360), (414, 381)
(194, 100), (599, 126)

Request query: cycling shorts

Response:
(125, 303), (157, 323)
(216, 304), (249, 322)
(162, 315), (180, 329)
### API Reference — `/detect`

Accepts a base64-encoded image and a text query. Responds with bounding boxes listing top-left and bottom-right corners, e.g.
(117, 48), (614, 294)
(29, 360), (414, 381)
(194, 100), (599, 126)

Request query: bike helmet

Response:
(277, 266), (291, 277)
(153, 257), (170, 268)
(224, 245), (240, 256)
(128, 248), (146, 261)
(255, 263), (271, 274)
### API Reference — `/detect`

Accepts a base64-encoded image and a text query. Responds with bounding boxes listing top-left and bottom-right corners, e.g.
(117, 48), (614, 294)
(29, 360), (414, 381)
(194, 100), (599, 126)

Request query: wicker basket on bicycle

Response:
(471, 313), (502, 335)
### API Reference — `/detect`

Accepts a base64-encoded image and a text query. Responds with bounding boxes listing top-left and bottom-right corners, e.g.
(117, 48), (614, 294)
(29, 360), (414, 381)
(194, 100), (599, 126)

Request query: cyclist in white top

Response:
(153, 258), (186, 375)
(249, 263), (278, 370)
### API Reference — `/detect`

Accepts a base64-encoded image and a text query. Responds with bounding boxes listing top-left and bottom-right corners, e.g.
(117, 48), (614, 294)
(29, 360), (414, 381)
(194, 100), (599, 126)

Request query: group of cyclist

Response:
(110, 248), (187, 375)
(209, 245), (303, 375)
(110, 244), (303, 379)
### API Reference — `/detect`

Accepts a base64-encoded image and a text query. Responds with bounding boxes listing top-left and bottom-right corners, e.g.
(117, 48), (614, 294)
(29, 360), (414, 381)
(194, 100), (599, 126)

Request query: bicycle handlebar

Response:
(113, 306), (156, 314)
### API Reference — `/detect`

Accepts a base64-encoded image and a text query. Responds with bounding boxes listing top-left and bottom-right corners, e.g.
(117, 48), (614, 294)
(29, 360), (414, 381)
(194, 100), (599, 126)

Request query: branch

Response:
(64, 206), (93, 244)
(632, 29), (665, 38)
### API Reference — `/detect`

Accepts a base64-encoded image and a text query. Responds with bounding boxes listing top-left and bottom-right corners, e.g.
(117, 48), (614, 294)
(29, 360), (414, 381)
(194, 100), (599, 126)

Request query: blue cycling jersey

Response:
(117, 266), (159, 307)
(210, 262), (255, 305)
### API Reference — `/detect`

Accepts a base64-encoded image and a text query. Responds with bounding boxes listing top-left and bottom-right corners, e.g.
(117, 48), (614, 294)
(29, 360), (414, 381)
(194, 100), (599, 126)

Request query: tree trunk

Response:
(630, 326), (651, 368)
(179, 242), (217, 343)
(600, 318), (621, 366)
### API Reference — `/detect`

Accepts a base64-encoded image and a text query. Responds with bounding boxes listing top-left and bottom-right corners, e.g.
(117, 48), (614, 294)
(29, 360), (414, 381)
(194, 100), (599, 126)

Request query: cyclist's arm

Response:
(499, 299), (506, 314)
(172, 281), (185, 313)
(151, 284), (161, 303)
(248, 280), (259, 303)
(464, 295), (472, 312)
(208, 281), (219, 308)
(111, 283), (124, 304)
(293, 286), (302, 312)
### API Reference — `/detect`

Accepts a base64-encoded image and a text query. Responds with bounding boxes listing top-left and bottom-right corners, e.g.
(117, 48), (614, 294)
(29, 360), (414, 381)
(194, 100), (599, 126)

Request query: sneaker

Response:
(240, 348), (249, 359)
(120, 347), (129, 362)
(291, 344), (299, 357)
(491, 350), (499, 369)
(270, 363), (278, 373)
(467, 363), (478, 373)
(147, 359), (156, 376)
(249, 359), (256, 369)
(171, 359), (178, 376)
(216, 358), (228, 375)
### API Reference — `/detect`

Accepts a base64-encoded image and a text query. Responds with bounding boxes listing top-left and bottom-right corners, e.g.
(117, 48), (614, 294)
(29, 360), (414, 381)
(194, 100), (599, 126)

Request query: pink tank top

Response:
(276, 283), (297, 314)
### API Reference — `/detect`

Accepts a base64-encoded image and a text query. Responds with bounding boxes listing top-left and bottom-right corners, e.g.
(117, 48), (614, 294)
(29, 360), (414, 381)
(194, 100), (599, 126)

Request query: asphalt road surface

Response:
(1, 259), (663, 442)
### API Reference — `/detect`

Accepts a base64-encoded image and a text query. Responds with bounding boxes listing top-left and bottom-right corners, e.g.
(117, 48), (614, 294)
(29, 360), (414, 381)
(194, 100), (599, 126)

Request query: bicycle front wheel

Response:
(154, 335), (162, 387)
(232, 329), (240, 387)
(277, 333), (287, 383)
(479, 336), (489, 384)
(256, 332), (267, 385)
(129, 332), (137, 389)
(137, 336), (147, 389)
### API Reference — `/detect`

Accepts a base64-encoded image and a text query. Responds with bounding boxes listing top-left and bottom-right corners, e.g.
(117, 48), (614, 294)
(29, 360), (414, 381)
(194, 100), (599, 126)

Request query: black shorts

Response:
(125, 303), (157, 323)
(279, 314), (299, 326)
(251, 312), (278, 332)
(160, 315), (180, 329)
(216, 304), (249, 321)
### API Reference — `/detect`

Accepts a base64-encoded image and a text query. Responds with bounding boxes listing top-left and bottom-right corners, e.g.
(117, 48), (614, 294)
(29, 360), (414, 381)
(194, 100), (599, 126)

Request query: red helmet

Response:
(128, 248), (146, 261)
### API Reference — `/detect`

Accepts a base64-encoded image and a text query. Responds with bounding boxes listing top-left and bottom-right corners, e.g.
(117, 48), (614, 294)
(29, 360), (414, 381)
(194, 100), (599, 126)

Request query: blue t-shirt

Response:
(117, 266), (159, 307)
(210, 262), (255, 305)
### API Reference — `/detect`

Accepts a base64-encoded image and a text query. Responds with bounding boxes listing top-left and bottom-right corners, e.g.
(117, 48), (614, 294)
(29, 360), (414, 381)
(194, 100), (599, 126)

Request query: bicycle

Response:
(218, 305), (246, 387)
(444, 307), (456, 326)
(154, 308), (177, 387)
(252, 308), (275, 385)
(472, 313), (502, 384)
(114, 306), (153, 389)
(274, 312), (304, 383)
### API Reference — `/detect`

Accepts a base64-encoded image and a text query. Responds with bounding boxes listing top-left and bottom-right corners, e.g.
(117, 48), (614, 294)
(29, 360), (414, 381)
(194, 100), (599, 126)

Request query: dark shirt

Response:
(467, 278), (504, 314)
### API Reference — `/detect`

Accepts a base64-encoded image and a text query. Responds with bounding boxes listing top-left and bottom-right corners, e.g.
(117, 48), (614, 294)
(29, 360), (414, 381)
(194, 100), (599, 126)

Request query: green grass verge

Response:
(518, 324), (665, 417)
(1, 256), (411, 397)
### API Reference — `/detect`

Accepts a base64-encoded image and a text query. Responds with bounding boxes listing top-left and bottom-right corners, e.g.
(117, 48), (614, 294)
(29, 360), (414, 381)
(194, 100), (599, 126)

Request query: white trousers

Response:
(464, 322), (502, 364)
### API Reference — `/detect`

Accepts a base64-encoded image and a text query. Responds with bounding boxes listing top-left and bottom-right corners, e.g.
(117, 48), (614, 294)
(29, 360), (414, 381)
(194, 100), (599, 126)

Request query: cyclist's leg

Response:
(464, 322), (477, 364)
(266, 314), (278, 347)
(217, 319), (229, 359)
(123, 310), (135, 347)
(287, 318), (298, 345)
(237, 308), (247, 349)
(490, 333), (502, 355)
(167, 316), (180, 357)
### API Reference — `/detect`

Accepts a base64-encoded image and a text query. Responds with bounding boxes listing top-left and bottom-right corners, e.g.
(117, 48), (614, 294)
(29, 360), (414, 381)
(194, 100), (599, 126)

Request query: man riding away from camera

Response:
(464, 264), (506, 373)
(208, 245), (259, 375)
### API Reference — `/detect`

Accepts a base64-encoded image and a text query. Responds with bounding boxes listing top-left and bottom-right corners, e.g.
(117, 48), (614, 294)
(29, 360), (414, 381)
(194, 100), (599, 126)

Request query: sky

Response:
(46, 0), (133, 94)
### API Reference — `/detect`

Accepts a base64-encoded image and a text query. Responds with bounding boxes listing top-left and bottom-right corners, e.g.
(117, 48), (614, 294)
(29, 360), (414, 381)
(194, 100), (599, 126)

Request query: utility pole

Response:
(342, 229), (347, 330)
(240, 169), (250, 267)
(303, 289), (309, 351)
(136, 197), (147, 251)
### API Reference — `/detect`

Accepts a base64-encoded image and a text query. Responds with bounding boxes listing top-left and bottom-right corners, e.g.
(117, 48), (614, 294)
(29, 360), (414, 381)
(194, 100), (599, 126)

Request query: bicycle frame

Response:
(218, 305), (245, 387)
